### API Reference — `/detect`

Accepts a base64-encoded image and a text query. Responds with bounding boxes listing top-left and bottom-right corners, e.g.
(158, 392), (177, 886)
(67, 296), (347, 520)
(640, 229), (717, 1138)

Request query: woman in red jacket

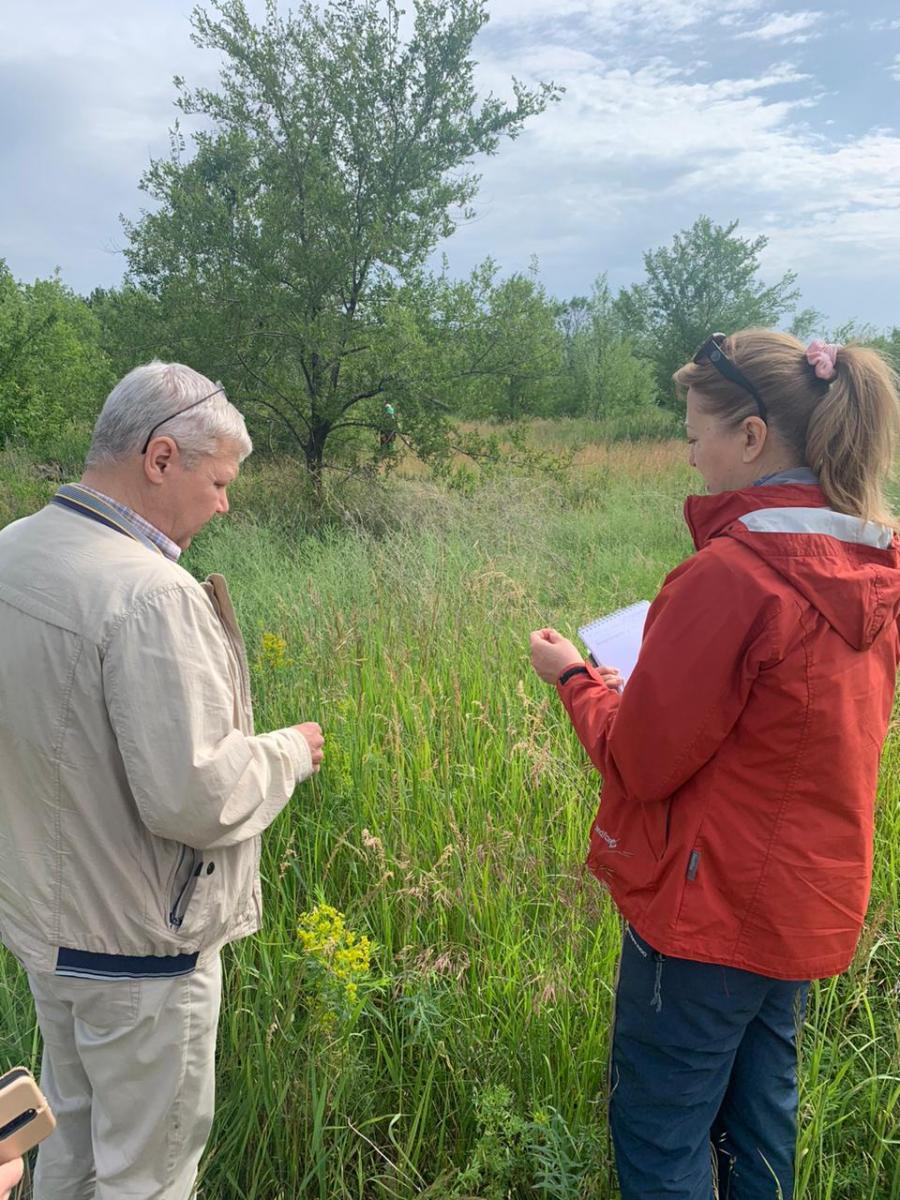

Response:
(531, 330), (900, 1199)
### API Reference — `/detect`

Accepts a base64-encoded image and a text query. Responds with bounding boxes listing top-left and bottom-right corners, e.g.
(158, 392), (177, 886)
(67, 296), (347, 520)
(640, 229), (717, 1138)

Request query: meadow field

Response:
(1, 426), (899, 1198)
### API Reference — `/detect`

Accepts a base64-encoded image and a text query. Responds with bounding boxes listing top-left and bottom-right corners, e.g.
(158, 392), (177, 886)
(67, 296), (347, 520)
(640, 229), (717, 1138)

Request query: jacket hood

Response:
(684, 484), (900, 651)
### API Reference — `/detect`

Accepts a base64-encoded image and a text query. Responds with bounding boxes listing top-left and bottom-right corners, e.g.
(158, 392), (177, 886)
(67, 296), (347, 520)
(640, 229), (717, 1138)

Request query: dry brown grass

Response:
(572, 439), (684, 475)
(394, 422), (686, 481)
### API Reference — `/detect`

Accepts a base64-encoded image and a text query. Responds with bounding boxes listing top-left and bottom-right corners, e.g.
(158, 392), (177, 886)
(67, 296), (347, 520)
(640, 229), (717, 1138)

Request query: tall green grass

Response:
(1, 438), (898, 1198)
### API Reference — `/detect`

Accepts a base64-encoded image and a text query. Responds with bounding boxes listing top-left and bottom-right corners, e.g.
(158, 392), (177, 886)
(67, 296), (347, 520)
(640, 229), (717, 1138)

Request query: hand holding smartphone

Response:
(0, 1068), (55, 1164)
(0, 1156), (23, 1200)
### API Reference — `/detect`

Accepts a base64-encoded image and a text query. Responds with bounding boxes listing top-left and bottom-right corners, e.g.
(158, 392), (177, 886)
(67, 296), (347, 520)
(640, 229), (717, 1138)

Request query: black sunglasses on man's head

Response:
(140, 388), (226, 455)
(692, 333), (768, 423)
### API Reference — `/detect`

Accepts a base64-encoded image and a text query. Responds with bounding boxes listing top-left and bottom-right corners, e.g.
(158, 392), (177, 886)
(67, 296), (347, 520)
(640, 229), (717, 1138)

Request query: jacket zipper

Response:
(169, 847), (201, 929)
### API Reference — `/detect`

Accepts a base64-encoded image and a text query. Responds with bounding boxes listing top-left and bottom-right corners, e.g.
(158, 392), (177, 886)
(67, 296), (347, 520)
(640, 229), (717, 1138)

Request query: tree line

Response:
(2, 0), (898, 477)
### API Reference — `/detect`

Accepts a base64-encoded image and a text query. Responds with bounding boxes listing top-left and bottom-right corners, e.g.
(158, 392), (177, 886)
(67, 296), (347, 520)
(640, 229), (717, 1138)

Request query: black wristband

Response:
(558, 664), (589, 687)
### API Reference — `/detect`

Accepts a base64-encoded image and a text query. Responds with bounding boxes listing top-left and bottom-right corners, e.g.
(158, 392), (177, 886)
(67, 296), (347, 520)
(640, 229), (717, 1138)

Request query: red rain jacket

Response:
(558, 484), (900, 980)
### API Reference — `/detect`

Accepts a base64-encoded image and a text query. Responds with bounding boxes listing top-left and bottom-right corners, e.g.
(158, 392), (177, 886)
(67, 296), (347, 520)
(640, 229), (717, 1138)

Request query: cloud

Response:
(0, 0), (249, 286)
(476, 52), (815, 169)
(736, 10), (825, 43)
(451, 41), (900, 325)
(485, 0), (765, 39)
(760, 206), (900, 280)
(891, 54), (900, 83)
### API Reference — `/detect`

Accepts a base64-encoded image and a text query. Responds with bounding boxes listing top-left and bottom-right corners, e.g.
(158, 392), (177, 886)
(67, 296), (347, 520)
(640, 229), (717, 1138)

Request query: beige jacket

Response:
(0, 501), (313, 974)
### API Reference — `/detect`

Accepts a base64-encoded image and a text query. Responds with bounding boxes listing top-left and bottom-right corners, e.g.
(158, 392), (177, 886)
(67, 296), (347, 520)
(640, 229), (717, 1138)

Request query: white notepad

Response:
(578, 600), (650, 684)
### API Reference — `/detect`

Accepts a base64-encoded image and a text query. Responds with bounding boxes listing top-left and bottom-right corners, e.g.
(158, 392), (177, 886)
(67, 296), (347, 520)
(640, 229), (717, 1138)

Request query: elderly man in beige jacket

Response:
(0, 362), (324, 1200)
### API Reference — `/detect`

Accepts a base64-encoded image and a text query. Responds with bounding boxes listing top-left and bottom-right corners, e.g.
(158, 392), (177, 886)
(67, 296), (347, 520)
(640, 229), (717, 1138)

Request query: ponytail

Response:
(674, 330), (900, 526)
(806, 345), (900, 527)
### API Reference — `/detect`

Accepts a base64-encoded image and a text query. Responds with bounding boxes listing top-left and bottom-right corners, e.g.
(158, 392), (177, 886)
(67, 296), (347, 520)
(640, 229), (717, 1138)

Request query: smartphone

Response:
(0, 1068), (56, 1163)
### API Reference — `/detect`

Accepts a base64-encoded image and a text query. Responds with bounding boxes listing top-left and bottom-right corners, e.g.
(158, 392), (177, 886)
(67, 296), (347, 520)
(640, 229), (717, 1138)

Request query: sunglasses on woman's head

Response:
(692, 333), (768, 423)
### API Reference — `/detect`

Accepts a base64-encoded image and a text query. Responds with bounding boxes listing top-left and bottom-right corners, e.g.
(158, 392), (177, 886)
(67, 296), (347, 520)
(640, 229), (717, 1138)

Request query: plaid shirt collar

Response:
(58, 484), (182, 562)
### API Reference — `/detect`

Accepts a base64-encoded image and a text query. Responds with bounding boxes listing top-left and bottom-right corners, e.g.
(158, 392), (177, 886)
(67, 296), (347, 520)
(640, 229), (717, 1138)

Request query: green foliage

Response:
(88, 283), (172, 379)
(537, 409), (681, 444)
(0, 262), (113, 447)
(530, 1107), (597, 1199)
(423, 259), (565, 421)
(787, 306), (824, 342)
(122, 0), (560, 476)
(615, 216), (802, 405)
(451, 1088), (595, 1199)
(0, 447), (56, 527)
(557, 276), (657, 417)
(450, 1084), (533, 1198)
(870, 327), (900, 374)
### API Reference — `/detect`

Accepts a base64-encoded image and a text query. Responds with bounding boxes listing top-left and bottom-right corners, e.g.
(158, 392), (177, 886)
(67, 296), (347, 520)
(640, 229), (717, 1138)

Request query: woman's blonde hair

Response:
(674, 329), (900, 526)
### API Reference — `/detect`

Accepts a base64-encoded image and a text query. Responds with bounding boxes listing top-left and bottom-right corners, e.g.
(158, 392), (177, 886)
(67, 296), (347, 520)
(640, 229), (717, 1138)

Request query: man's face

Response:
(164, 441), (242, 550)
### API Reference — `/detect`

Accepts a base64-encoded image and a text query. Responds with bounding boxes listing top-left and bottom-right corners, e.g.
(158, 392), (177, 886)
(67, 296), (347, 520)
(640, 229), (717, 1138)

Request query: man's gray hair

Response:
(86, 361), (252, 468)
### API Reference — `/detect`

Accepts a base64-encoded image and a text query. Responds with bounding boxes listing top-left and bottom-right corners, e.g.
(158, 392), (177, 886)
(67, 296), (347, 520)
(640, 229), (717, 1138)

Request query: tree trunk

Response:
(304, 421), (330, 490)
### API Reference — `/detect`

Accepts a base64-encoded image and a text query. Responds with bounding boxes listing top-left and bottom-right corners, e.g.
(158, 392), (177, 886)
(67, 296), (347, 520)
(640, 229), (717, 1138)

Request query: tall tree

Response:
(615, 216), (801, 405)
(124, 0), (558, 477)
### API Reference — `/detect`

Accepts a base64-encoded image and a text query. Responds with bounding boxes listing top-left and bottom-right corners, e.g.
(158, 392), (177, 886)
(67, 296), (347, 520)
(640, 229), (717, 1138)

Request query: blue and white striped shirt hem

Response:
(55, 947), (199, 980)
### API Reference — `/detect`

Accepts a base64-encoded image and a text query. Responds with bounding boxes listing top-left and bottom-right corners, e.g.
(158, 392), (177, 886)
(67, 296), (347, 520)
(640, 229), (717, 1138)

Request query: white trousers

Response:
(26, 954), (221, 1200)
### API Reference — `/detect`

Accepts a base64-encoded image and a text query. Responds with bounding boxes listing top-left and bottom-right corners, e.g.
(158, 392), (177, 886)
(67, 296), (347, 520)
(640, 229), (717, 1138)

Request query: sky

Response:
(1, 0), (899, 330)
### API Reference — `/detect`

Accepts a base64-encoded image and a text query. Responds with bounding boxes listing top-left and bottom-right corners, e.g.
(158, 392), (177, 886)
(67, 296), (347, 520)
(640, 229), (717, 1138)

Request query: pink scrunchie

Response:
(806, 340), (840, 381)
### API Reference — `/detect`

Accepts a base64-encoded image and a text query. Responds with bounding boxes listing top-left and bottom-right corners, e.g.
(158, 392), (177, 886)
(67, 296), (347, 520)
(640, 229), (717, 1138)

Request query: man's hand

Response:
(530, 628), (584, 683)
(296, 722), (324, 771)
(0, 1157), (23, 1200)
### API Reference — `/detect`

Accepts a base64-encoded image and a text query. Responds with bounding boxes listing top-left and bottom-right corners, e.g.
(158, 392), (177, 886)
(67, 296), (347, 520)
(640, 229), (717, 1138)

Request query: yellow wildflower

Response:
(258, 631), (291, 671)
(296, 903), (373, 1011)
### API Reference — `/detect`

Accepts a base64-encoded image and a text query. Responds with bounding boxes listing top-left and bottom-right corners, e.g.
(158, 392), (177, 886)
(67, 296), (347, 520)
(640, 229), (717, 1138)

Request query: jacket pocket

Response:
(168, 845), (201, 930)
(641, 797), (673, 863)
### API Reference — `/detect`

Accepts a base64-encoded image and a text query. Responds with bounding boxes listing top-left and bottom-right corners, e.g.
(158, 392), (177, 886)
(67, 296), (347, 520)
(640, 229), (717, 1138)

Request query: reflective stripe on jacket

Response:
(559, 484), (900, 980)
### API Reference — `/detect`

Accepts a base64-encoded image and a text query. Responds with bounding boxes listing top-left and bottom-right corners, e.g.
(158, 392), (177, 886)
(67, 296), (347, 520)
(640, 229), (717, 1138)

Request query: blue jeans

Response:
(610, 927), (809, 1200)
